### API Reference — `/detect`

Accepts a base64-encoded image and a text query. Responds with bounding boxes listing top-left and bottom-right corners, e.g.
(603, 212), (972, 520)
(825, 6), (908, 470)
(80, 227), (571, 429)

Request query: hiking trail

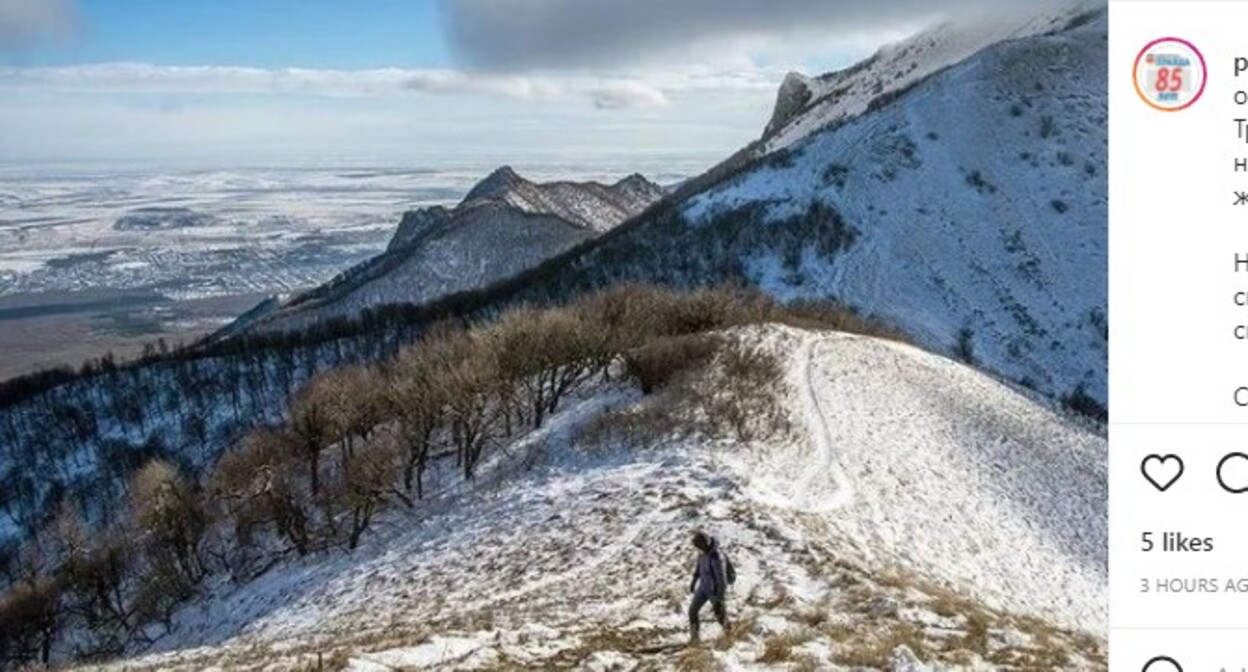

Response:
(792, 336), (855, 512)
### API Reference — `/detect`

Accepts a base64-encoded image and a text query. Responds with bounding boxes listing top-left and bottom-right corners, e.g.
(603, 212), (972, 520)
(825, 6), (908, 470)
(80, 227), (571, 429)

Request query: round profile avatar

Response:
(1133, 37), (1207, 111)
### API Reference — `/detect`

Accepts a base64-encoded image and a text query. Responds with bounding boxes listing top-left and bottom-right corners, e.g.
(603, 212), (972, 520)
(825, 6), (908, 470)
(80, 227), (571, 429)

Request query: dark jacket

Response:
(691, 537), (728, 598)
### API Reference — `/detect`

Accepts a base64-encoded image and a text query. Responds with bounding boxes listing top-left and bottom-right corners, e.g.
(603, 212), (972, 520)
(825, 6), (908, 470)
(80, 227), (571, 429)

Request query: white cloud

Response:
(590, 81), (669, 109)
(0, 62), (780, 109)
(0, 90), (766, 165)
(0, 60), (783, 164)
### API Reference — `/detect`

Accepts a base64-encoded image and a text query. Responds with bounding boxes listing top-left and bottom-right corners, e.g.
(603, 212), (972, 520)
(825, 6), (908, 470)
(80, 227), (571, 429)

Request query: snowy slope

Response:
(501, 8), (1107, 408)
(693, 11), (1108, 405)
(94, 326), (1105, 671)
(762, 3), (1104, 152)
(226, 168), (664, 337)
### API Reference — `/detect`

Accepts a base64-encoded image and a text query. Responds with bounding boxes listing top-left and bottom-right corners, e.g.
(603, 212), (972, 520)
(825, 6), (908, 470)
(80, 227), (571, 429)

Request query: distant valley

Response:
(0, 162), (700, 379)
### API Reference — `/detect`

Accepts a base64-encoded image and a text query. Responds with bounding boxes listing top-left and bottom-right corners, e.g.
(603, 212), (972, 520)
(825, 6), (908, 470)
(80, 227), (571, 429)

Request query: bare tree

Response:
(289, 379), (333, 497)
(51, 505), (137, 656)
(129, 460), (208, 592)
(385, 348), (445, 502)
(490, 307), (601, 429)
(321, 431), (398, 550)
(424, 333), (501, 480)
(210, 427), (310, 558)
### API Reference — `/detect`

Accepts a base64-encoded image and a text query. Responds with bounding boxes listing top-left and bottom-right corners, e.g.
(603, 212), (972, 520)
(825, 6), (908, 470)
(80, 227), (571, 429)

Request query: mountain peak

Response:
(764, 71), (814, 137)
(613, 172), (649, 188)
(462, 165), (527, 204)
(611, 172), (665, 203)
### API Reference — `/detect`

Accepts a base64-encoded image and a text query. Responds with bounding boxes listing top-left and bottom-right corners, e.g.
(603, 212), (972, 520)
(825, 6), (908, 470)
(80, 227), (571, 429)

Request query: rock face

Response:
(223, 168), (665, 337)
(764, 71), (814, 137)
(686, 11), (1109, 405)
(386, 207), (452, 252)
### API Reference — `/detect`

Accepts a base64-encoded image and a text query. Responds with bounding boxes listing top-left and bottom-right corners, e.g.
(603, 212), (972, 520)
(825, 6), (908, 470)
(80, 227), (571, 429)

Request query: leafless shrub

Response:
(577, 403), (687, 451)
(51, 506), (137, 657)
(585, 336), (790, 449)
(0, 283), (916, 668)
(688, 342), (791, 443)
(130, 461), (208, 586)
(289, 365), (385, 498)
(623, 334), (720, 395)
(780, 299), (910, 343)
(421, 330), (504, 480)
(489, 306), (604, 429)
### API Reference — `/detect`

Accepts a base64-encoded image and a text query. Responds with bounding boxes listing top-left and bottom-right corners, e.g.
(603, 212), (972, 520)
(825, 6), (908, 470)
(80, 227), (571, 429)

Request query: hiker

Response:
(687, 530), (732, 644)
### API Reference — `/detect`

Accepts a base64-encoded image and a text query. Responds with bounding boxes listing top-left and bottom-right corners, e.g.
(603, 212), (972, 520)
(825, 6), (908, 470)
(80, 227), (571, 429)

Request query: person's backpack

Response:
(720, 550), (736, 586)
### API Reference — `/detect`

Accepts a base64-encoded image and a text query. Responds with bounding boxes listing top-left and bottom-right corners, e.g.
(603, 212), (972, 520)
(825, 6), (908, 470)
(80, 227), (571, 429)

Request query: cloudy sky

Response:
(0, 0), (1011, 166)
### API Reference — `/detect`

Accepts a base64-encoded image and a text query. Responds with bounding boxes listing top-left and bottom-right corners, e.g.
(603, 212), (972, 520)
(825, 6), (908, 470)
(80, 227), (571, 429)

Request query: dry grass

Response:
(757, 628), (816, 663)
(790, 656), (824, 672)
(675, 647), (717, 671)
(831, 623), (929, 668)
(805, 559), (1106, 671)
(794, 602), (830, 629)
(291, 649), (350, 672)
(748, 582), (793, 611)
(712, 611), (758, 651)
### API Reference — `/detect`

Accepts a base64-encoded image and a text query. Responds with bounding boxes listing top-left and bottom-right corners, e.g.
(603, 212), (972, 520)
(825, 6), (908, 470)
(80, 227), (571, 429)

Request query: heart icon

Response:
(1141, 454), (1184, 492)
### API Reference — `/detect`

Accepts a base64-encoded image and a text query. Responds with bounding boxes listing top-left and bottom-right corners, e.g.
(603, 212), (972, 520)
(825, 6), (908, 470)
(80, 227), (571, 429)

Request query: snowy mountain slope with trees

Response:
(0, 7), (1110, 668)
(77, 319), (1104, 671)
(489, 7), (1107, 409)
(223, 167), (664, 337)
(0, 4), (1106, 594)
(692, 11), (1108, 406)
(0, 3), (1106, 561)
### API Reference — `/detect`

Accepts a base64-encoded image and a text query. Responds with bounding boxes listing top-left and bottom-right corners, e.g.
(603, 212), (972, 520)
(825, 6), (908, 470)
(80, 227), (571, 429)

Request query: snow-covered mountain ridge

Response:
(90, 324), (1105, 671)
(762, 3), (1104, 152)
(459, 166), (663, 232)
(0, 12), (1110, 667)
(212, 3), (1108, 409)
(223, 168), (664, 337)
(489, 6), (1107, 408)
(692, 10), (1107, 404)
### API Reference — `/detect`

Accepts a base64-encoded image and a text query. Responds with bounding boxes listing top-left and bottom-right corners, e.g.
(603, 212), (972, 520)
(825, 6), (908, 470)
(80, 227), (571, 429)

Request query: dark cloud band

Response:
(442, 0), (1079, 70)
(0, 0), (76, 51)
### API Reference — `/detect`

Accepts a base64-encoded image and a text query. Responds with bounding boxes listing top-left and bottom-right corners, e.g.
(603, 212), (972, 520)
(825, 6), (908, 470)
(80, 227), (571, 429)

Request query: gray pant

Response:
(688, 590), (728, 639)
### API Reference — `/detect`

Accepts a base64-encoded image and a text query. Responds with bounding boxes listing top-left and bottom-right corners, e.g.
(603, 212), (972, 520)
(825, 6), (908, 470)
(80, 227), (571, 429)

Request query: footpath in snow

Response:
(92, 325), (1106, 671)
